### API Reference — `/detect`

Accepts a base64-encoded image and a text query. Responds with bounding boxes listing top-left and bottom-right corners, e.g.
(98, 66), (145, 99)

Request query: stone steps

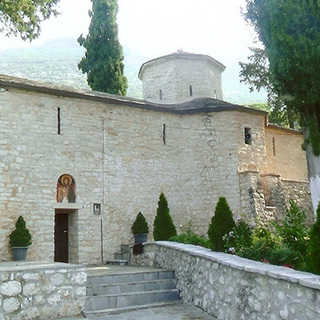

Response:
(85, 301), (180, 317)
(85, 270), (180, 316)
(87, 278), (177, 296)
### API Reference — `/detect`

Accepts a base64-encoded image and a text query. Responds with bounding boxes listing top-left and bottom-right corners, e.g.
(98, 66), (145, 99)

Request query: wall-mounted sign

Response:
(93, 203), (101, 215)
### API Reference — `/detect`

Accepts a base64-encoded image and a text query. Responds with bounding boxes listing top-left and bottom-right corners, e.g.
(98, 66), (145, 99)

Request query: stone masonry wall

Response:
(280, 179), (313, 223)
(0, 89), (104, 263)
(0, 87), (266, 263)
(238, 171), (266, 222)
(133, 242), (320, 320)
(264, 126), (307, 181)
(0, 263), (86, 320)
(0, 85), (309, 263)
(141, 57), (223, 103)
(260, 174), (313, 221)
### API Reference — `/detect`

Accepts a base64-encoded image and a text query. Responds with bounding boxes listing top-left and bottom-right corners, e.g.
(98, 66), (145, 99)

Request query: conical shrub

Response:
(9, 216), (32, 247)
(208, 197), (235, 252)
(131, 212), (149, 235)
(153, 193), (177, 241)
(309, 204), (320, 274)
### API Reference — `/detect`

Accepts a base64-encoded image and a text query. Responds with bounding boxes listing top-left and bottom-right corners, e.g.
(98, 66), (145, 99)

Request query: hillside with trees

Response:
(0, 37), (266, 104)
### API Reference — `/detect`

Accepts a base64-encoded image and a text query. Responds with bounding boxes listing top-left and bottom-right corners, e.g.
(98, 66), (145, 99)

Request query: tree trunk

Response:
(306, 142), (320, 215)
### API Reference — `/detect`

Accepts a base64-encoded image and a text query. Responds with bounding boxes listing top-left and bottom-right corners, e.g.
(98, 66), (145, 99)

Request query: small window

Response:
(159, 89), (163, 100)
(162, 124), (166, 145)
(272, 137), (276, 156)
(57, 107), (61, 135)
(244, 127), (252, 145)
(189, 85), (193, 97)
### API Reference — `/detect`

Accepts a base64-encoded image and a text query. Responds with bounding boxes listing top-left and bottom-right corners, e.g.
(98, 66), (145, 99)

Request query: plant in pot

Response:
(131, 212), (149, 244)
(9, 216), (32, 261)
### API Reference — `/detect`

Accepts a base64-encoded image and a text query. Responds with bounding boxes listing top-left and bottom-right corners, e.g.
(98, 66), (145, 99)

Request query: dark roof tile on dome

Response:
(0, 74), (266, 116)
(138, 51), (226, 79)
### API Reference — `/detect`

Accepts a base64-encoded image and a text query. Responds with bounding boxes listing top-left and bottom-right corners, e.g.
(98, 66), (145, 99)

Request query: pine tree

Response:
(208, 197), (235, 252)
(309, 204), (320, 274)
(78, 0), (127, 95)
(153, 193), (177, 241)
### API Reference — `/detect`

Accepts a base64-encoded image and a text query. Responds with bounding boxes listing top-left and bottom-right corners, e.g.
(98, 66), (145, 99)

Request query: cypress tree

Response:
(78, 0), (127, 95)
(208, 197), (235, 252)
(153, 193), (177, 241)
(309, 204), (320, 274)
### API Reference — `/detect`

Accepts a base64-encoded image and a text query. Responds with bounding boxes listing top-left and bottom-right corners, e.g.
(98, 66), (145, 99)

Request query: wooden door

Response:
(54, 213), (69, 263)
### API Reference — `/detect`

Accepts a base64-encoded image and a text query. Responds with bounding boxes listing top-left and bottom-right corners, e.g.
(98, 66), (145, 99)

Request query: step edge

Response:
(84, 301), (182, 316)
(86, 288), (179, 299)
(87, 270), (174, 278)
(87, 278), (176, 289)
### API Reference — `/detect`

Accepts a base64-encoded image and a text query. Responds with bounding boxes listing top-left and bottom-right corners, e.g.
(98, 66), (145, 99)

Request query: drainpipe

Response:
(101, 119), (105, 264)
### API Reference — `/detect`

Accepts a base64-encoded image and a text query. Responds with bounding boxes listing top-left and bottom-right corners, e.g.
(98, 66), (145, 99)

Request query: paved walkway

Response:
(60, 304), (216, 320)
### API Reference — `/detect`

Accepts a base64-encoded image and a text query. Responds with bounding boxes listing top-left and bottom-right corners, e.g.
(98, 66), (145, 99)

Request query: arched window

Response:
(56, 174), (76, 203)
(189, 85), (193, 97)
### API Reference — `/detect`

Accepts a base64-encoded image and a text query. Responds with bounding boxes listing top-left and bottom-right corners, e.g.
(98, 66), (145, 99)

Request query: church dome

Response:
(139, 51), (225, 104)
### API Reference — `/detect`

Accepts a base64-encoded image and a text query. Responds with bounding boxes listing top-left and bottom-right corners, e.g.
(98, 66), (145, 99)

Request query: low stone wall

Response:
(133, 242), (320, 320)
(0, 262), (87, 320)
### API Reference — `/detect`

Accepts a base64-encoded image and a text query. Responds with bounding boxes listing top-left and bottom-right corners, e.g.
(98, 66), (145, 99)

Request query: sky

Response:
(0, 0), (265, 102)
(0, 0), (258, 60)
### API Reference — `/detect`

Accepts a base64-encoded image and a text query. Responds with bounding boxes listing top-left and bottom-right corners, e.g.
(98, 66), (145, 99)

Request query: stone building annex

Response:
(0, 51), (312, 264)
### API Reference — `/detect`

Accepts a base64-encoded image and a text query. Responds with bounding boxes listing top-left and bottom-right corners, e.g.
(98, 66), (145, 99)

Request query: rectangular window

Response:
(57, 107), (61, 135)
(162, 124), (166, 145)
(272, 137), (276, 156)
(189, 85), (193, 97)
(244, 127), (252, 145)
(160, 89), (163, 100)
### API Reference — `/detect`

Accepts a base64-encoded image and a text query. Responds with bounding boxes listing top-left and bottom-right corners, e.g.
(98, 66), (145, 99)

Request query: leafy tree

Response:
(309, 204), (320, 274)
(208, 197), (235, 252)
(9, 216), (32, 247)
(78, 0), (127, 95)
(0, 0), (59, 40)
(243, 0), (320, 213)
(240, 49), (299, 129)
(153, 193), (177, 241)
(249, 102), (298, 128)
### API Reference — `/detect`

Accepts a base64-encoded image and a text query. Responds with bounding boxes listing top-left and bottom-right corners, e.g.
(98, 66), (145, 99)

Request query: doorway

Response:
(54, 209), (77, 263)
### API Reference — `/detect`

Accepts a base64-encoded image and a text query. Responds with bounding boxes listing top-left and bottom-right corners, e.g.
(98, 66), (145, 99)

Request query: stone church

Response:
(0, 51), (312, 264)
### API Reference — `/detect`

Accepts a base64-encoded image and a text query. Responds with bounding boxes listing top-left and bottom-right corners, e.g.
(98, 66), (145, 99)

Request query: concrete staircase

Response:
(85, 269), (180, 317)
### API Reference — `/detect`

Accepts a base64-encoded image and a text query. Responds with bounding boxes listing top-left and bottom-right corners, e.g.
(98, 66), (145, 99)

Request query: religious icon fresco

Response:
(56, 174), (76, 203)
